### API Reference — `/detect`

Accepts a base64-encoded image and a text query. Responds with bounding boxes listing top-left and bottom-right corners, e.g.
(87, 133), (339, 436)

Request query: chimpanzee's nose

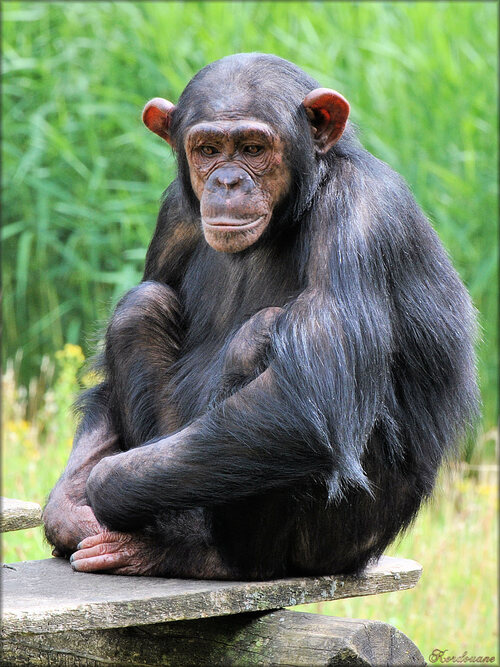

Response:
(207, 167), (254, 194)
(215, 168), (244, 189)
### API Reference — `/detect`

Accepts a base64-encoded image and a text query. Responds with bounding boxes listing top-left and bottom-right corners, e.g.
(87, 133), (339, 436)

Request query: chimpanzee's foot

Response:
(70, 527), (237, 579)
(70, 531), (165, 576)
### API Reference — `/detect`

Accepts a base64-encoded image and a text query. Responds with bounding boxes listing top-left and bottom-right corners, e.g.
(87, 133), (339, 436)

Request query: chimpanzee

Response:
(43, 53), (478, 580)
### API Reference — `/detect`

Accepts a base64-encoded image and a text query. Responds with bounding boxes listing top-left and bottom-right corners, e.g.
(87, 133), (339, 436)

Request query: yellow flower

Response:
(55, 344), (85, 363)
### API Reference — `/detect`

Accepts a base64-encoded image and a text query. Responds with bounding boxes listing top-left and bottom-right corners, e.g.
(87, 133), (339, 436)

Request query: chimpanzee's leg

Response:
(43, 386), (119, 557)
(44, 281), (183, 558)
(71, 305), (284, 577)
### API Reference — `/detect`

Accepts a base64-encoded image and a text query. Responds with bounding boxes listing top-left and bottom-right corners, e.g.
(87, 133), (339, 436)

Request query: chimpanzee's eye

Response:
(244, 145), (264, 155)
(200, 146), (219, 156)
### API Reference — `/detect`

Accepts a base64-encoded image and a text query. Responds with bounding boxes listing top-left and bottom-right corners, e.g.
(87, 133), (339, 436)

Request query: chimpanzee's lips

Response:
(203, 215), (265, 231)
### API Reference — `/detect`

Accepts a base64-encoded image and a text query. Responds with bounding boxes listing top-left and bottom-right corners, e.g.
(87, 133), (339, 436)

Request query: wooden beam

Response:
(1, 609), (426, 666)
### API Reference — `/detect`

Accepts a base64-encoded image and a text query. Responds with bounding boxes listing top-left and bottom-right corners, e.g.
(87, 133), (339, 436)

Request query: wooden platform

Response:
(2, 554), (421, 636)
(1, 555), (425, 666)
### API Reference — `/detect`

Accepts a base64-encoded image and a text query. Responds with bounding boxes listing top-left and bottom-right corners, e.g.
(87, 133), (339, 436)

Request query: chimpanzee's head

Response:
(143, 54), (350, 253)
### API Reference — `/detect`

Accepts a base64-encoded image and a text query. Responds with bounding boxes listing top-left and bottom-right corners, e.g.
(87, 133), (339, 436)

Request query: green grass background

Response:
(2, 0), (497, 436)
(2, 1), (498, 663)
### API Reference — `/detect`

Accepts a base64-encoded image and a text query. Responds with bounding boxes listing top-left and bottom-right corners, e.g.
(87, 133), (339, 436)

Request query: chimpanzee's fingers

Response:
(70, 552), (130, 572)
(76, 531), (129, 551)
(70, 541), (132, 572)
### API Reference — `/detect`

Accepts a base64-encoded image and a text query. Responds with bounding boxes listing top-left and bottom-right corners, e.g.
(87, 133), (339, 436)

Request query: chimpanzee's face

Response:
(142, 71), (349, 254)
(184, 120), (291, 253)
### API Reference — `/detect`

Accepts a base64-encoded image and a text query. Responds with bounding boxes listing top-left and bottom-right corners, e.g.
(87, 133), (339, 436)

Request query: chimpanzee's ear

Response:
(302, 88), (350, 154)
(142, 98), (176, 147)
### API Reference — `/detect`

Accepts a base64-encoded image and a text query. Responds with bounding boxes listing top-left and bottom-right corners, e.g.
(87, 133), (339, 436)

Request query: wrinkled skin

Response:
(70, 532), (163, 575)
(185, 120), (291, 252)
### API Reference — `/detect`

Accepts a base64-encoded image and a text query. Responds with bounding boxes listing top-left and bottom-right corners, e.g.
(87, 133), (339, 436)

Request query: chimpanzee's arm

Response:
(142, 179), (201, 284)
(85, 343), (354, 534)
(84, 375), (264, 530)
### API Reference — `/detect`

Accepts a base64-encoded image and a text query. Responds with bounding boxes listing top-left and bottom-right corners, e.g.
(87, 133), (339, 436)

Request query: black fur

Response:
(56, 54), (479, 579)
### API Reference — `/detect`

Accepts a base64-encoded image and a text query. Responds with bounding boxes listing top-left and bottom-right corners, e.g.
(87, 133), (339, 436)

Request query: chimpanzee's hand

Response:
(69, 531), (164, 575)
(43, 501), (103, 557)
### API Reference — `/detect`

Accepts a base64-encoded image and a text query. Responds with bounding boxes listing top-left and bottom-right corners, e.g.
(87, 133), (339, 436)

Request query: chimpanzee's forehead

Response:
(175, 88), (296, 136)
(174, 54), (319, 129)
(196, 90), (261, 115)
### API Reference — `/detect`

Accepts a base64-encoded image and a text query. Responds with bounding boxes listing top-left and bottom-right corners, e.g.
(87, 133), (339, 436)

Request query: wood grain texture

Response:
(1, 555), (422, 636)
(0, 497), (42, 533)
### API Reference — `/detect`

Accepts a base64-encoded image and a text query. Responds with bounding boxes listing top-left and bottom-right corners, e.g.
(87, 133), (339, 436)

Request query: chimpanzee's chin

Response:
(203, 220), (268, 253)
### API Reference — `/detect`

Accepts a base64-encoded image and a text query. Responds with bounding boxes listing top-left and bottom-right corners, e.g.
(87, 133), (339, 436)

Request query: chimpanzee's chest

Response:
(171, 246), (302, 422)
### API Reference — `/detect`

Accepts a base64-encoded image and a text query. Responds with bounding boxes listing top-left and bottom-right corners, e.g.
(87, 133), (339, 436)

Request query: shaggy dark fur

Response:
(45, 54), (478, 580)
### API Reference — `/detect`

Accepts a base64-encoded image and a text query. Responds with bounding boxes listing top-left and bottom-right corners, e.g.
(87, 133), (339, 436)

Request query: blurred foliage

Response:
(2, 345), (85, 562)
(1, 2), (498, 449)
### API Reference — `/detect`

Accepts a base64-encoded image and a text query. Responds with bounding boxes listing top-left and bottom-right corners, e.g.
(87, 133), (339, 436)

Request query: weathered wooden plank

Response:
(1, 555), (422, 636)
(0, 609), (426, 666)
(0, 497), (42, 533)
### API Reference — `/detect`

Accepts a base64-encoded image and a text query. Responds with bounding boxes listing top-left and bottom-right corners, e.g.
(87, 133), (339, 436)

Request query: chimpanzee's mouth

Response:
(203, 215), (266, 231)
